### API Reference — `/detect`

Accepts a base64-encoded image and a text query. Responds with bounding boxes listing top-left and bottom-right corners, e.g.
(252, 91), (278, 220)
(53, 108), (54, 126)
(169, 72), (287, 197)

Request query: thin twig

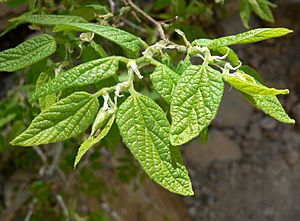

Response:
(56, 195), (70, 221)
(121, 18), (147, 33)
(108, 0), (116, 13)
(125, 0), (167, 40)
(33, 146), (47, 164)
(47, 142), (63, 176)
(24, 199), (37, 221)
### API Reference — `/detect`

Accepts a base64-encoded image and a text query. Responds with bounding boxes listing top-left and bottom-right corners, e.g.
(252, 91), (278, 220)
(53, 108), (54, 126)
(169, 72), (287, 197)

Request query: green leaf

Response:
(193, 28), (293, 49)
(192, 39), (240, 66)
(28, 0), (37, 11)
(249, 0), (275, 23)
(240, 0), (251, 28)
(13, 14), (87, 26)
(0, 113), (16, 128)
(150, 64), (180, 103)
(11, 92), (99, 146)
(0, 34), (56, 72)
(239, 65), (264, 83)
(116, 94), (193, 196)
(31, 57), (119, 101)
(238, 66), (295, 124)
(53, 23), (145, 55)
(244, 94), (295, 124)
(74, 114), (115, 168)
(222, 70), (289, 96)
(36, 72), (57, 111)
(170, 65), (224, 146)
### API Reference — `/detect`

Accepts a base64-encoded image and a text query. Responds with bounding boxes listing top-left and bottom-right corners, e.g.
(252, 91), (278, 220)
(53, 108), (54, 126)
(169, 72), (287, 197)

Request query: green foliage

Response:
(14, 14), (88, 26)
(0, 1), (295, 197)
(170, 65), (224, 146)
(31, 57), (119, 101)
(192, 28), (293, 49)
(11, 92), (99, 146)
(0, 34), (56, 72)
(74, 113), (115, 168)
(240, 0), (276, 28)
(53, 22), (146, 54)
(116, 93), (193, 195)
(222, 70), (289, 96)
(150, 64), (179, 103)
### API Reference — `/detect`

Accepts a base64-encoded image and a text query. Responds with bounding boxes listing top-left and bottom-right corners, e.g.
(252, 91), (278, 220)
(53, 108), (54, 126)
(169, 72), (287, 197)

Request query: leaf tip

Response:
(281, 89), (289, 95)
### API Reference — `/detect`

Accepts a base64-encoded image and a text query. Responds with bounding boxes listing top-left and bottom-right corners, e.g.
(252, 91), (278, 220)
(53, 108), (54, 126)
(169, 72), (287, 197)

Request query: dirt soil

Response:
(0, 1), (300, 221)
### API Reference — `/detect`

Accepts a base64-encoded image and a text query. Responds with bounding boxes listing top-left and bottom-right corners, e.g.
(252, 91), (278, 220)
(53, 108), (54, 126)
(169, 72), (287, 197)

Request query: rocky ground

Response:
(0, 1), (300, 221)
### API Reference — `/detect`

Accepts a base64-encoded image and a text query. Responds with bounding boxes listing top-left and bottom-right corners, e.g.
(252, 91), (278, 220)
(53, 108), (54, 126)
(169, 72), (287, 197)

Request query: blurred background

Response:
(0, 0), (299, 220)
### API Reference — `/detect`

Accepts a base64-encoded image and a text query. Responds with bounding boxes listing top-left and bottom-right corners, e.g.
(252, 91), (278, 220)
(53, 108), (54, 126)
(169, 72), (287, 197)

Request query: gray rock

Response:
(259, 117), (278, 130)
(214, 86), (253, 128)
(184, 129), (242, 170)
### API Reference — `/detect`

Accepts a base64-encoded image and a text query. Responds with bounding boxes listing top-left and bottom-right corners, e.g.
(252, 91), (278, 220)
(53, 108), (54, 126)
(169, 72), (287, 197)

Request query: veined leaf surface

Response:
(53, 23), (144, 54)
(238, 66), (295, 124)
(0, 34), (56, 72)
(170, 65), (224, 146)
(244, 94), (295, 124)
(116, 94), (193, 196)
(14, 14), (87, 26)
(31, 57), (119, 100)
(192, 28), (292, 49)
(223, 70), (289, 96)
(36, 72), (57, 111)
(150, 64), (180, 103)
(11, 92), (99, 146)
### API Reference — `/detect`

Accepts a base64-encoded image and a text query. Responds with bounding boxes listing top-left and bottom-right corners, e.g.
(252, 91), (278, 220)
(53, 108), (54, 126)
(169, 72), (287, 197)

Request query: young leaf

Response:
(222, 70), (289, 96)
(192, 28), (293, 49)
(244, 94), (295, 124)
(239, 65), (264, 83)
(116, 94), (193, 196)
(150, 64), (180, 103)
(91, 107), (114, 135)
(36, 72), (57, 111)
(31, 57), (119, 100)
(238, 66), (295, 124)
(0, 34), (56, 72)
(13, 14), (87, 26)
(53, 23), (145, 55)
(170, 65), (224, 146)
(11, 92), (99, 146)
(192, 39), (240, 66)
(74, 114), (115, 168)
